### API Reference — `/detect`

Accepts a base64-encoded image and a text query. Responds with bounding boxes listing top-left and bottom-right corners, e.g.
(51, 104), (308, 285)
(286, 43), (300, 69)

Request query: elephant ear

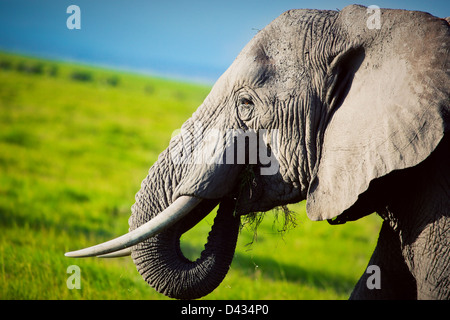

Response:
(306, 5), (449, 221)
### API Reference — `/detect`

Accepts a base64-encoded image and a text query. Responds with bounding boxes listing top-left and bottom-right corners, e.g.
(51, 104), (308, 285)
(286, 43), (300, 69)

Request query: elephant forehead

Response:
(218, 9), (322, 94)
(232, 36), (307, 93)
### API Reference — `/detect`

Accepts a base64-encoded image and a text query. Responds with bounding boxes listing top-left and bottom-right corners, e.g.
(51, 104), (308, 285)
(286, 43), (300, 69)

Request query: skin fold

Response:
(73, 5), (449, 299)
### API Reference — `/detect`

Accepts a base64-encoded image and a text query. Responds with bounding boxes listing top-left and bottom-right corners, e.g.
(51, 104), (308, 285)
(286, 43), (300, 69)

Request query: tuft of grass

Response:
(0, 51), (382, 300)
(241, 205), (297, 246)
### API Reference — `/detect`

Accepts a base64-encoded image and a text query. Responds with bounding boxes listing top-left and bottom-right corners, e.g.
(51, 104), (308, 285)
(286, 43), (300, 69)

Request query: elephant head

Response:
(66, 5), (449, 299)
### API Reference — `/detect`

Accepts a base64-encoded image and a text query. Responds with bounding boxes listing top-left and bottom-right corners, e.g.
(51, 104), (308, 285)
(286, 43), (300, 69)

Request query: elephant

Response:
(66, 5), (450, 300)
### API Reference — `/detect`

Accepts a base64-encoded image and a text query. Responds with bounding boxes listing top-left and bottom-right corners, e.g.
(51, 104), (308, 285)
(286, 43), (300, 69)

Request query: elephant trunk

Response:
(128, 146), (241, 299)
(132, 199), (240, 299)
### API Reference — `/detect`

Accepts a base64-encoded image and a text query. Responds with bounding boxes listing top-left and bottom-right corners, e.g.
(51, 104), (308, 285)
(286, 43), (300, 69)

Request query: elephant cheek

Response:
(174, 163), (244, 201)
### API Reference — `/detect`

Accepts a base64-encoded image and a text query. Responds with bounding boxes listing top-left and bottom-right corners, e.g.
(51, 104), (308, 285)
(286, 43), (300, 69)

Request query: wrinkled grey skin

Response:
(128, 5), (449, 299)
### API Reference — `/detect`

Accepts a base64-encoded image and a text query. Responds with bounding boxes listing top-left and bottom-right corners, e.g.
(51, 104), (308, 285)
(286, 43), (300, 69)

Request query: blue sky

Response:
(0, 0), (448, 83)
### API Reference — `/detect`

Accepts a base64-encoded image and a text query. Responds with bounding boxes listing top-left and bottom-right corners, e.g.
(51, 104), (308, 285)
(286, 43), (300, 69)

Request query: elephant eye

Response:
(240, 98), (253, 106)
(237, 97), (255, 121)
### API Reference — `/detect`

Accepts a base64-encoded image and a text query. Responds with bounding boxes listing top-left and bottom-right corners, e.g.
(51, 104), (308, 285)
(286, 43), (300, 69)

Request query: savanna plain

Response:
(0, 52), (382, 299)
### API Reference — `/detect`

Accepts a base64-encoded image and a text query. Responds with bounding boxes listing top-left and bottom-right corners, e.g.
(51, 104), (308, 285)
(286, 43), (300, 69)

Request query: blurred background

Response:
(0, 1), (448, 299)
(1, 0), (448, 83)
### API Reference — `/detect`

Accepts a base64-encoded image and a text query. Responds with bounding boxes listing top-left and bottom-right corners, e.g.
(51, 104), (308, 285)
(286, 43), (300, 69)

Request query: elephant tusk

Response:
(65, 196), (202, 258)
(96, 248), (132, 258)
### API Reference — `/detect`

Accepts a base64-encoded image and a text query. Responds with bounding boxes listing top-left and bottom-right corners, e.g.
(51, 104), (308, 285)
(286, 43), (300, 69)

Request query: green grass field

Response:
(0, 52), (382, 300)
